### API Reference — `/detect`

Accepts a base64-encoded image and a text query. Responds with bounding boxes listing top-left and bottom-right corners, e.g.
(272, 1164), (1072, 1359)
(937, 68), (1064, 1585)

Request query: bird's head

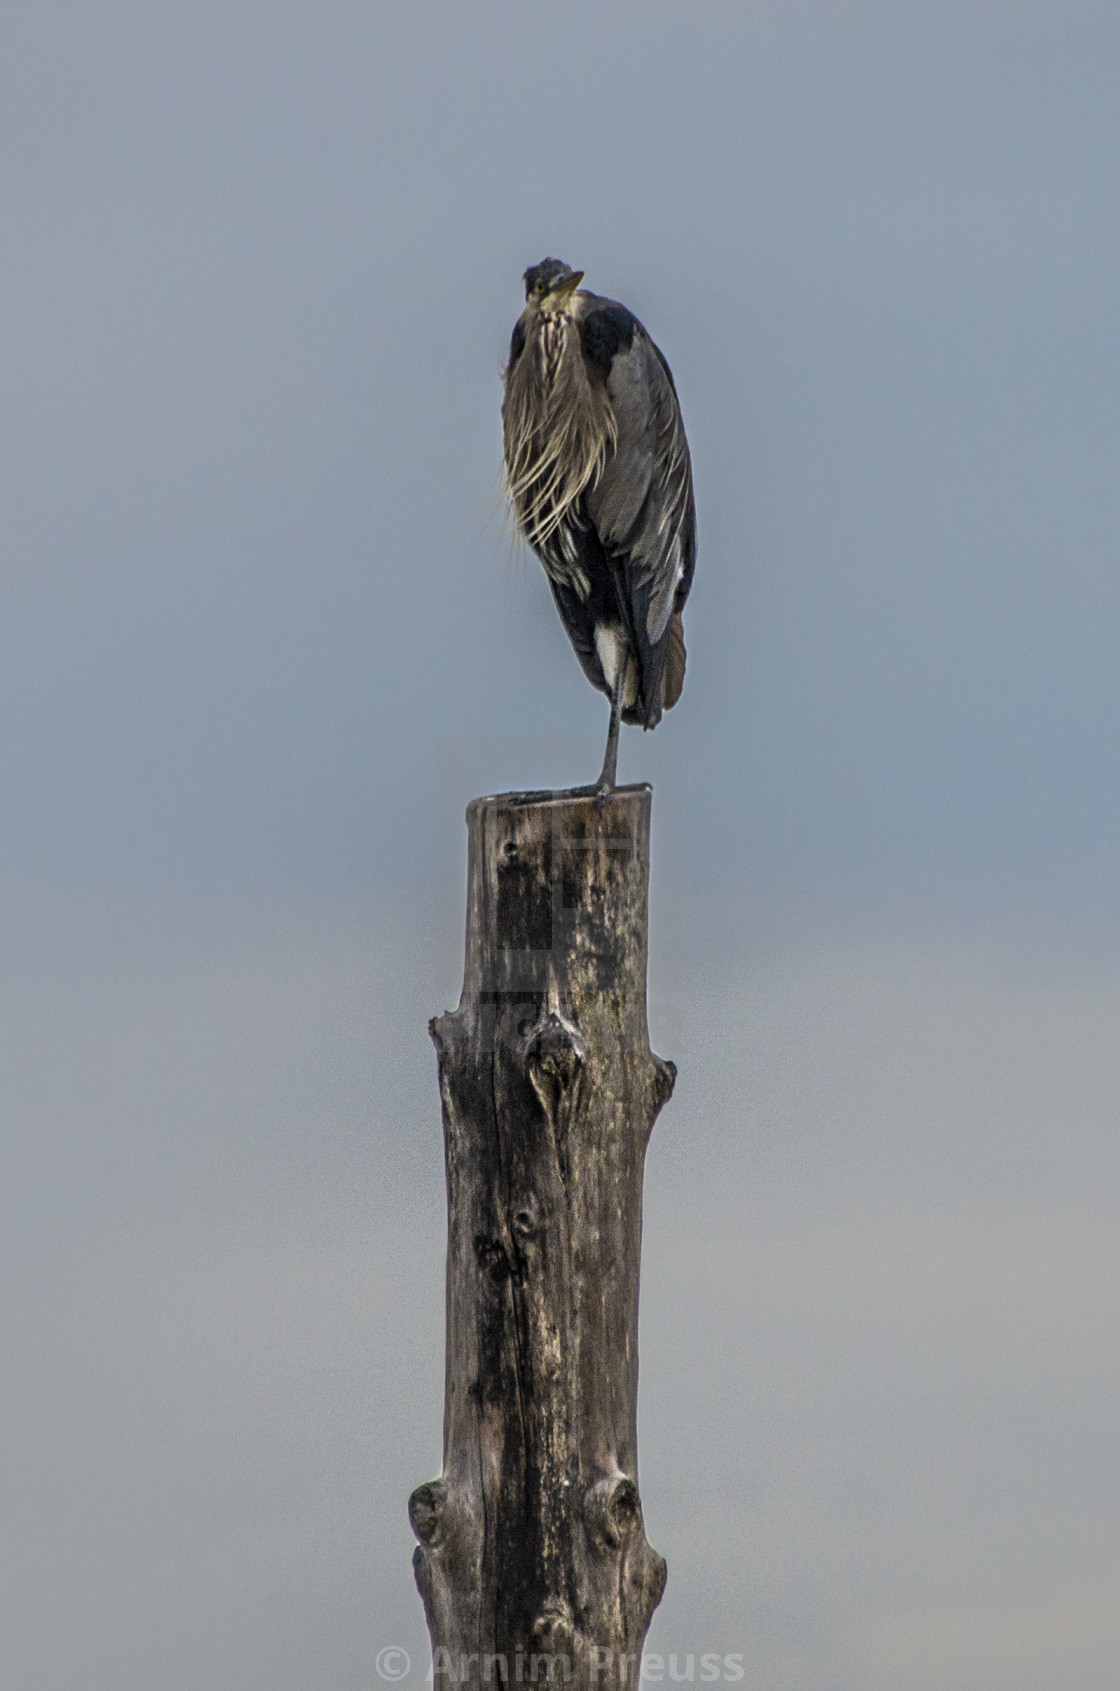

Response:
(523, 258), (585, 314)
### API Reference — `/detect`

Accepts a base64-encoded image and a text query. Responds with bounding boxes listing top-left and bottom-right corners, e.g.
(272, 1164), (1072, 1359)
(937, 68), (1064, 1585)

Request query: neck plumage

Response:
(503, 308), (616, 560)
(540, 308), (573, 387)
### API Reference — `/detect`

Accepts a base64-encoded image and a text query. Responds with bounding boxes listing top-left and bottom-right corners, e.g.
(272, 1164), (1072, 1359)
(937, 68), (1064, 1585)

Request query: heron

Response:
(502, 258), (696, 794)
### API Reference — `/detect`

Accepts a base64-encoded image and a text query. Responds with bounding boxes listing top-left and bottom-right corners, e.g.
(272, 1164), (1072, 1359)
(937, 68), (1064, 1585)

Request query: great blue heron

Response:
(502, 258), (696, 793)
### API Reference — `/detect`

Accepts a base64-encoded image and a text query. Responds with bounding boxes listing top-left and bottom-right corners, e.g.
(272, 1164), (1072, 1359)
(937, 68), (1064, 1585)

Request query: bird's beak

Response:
(552, 271), (584, 300)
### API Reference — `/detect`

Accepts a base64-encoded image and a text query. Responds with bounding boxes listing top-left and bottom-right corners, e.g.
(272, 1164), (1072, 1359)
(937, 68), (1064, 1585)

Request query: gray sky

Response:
(3, 4), (1120, 1688)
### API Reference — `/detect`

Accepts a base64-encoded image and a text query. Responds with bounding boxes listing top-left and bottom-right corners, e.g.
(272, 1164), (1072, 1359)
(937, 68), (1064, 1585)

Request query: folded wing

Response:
(581, 303), (697, 727)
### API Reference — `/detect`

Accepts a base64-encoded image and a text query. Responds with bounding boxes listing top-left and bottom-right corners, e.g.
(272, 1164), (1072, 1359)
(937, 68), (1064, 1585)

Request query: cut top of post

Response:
(460, 784), (653, 1007)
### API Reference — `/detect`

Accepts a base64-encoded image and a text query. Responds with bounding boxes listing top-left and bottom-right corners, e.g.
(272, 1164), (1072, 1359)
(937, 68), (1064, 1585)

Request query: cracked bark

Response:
(410, 785), (672, 1687)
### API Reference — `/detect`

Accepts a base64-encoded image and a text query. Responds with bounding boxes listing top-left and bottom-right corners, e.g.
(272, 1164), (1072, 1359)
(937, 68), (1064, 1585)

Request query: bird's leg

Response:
(596, 677), (622, 807)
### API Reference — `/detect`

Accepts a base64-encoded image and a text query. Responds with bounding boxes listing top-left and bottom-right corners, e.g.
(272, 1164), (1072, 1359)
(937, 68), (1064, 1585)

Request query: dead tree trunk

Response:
(409, 785), (673, 1688)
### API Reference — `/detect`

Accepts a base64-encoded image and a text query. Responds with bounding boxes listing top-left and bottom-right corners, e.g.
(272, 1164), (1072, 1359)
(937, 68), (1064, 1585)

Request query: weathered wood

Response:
(410, 785), (673, 1687)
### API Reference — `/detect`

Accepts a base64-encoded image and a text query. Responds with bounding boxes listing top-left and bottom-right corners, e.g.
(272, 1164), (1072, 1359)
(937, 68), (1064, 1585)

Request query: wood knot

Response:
(511, 1203), (539, 1243)
(530, 1598), (574, 1655)
(408, 1478), (449, 1549)
(584, 1471), (643, 1549)
(521, 1010), (587, 1123)
(651, 1055), (676, 1109)
(635, 1545), (668, 1621)
(429, 1010), (464, 1059)
(473, 1233), (512, 1281)
(525, 1012), (584, 1080)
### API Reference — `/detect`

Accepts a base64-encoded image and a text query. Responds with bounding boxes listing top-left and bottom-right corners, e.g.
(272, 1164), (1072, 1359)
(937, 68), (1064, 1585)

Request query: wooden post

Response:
(409, 785), (673, 1687)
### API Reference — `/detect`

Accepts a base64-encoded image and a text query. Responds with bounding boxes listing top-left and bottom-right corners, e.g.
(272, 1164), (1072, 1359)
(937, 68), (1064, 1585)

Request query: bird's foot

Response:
(596, 780), (611, 815)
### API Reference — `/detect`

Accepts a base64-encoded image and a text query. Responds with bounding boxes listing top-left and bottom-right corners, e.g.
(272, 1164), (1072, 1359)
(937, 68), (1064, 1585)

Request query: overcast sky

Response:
(3, 4), (1120, 1689)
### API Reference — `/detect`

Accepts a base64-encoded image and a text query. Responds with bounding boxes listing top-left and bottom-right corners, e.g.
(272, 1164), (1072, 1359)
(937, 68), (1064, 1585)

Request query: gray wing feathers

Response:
(584, 329), (694, 649)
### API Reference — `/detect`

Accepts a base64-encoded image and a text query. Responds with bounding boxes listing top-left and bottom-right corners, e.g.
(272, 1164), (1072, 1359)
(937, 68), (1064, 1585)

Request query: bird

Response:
(502, 258), (696, 795)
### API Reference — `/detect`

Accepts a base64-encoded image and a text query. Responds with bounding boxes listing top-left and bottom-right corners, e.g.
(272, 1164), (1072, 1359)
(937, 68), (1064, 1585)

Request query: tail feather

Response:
(661, 613), (686, 711)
